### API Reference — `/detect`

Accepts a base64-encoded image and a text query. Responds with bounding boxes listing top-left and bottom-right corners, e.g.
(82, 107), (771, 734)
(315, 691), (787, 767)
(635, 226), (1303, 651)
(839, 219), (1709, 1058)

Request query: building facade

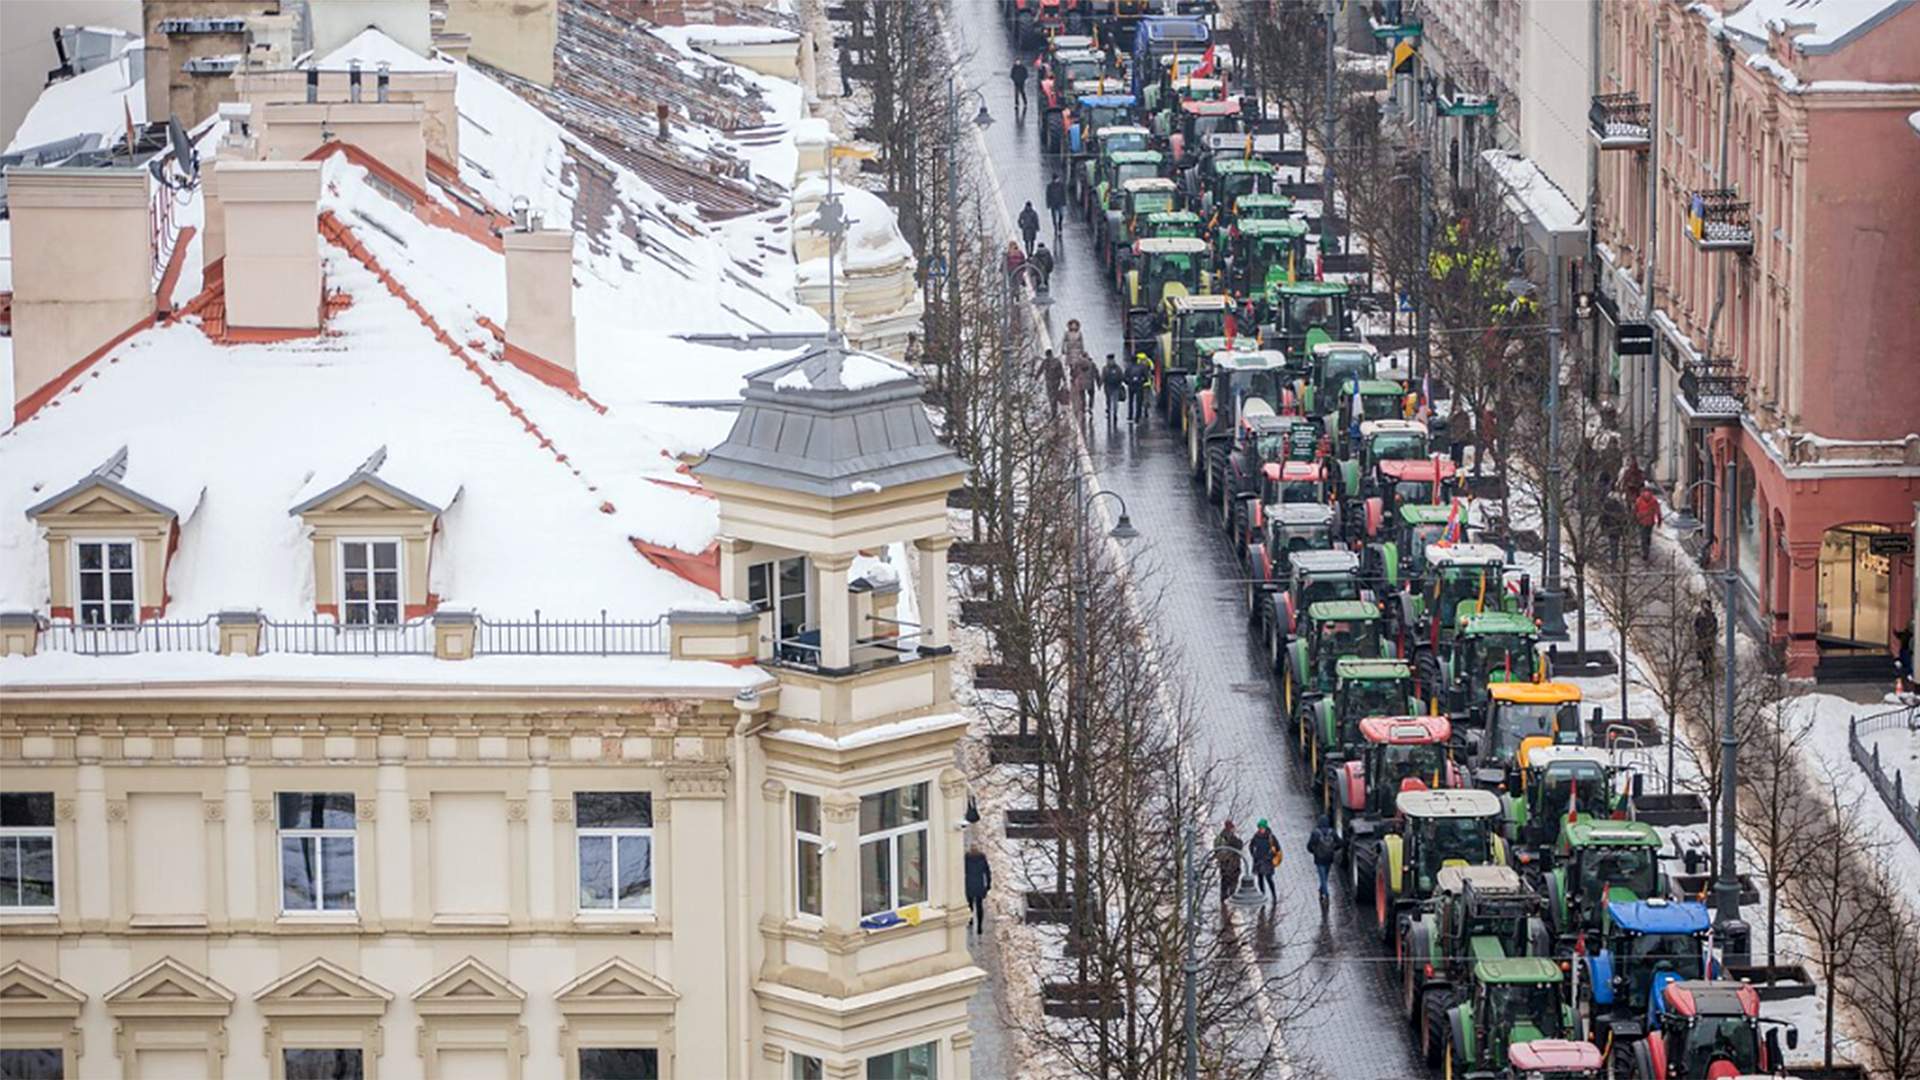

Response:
(1592, 0), (1920, 676)
(1, 15), (982, 1080)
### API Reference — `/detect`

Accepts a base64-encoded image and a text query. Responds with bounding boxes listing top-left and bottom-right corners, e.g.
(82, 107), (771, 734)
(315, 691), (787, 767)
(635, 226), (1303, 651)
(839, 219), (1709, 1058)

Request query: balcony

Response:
(1678, 359), (1747, 423)
(1589, 93), (1651, 150)
(14, 610), (669, 658)
(1685, 190), (1754, 253)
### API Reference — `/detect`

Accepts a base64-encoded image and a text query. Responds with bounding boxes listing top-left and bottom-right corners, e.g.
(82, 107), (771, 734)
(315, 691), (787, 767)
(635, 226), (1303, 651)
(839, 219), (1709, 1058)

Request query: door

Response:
(1816, 525), (1893, 650)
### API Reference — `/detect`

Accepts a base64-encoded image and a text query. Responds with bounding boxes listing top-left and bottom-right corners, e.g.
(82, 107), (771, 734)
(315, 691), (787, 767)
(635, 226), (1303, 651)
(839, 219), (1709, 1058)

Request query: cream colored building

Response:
(0, 14), (983, 1080)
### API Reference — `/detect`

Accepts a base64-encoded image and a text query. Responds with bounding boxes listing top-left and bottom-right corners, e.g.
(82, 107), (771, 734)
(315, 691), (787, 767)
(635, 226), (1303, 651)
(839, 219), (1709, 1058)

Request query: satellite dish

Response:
(168, 114), (198, 178)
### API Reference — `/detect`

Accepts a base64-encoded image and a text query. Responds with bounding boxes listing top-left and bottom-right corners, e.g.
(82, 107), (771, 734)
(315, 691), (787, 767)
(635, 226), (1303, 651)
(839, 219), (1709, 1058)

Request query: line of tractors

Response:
(998, 8), (1806, 1078)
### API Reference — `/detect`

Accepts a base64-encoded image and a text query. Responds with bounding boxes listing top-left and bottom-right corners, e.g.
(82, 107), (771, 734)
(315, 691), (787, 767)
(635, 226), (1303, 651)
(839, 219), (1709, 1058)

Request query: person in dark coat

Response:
(1248, 820), (1280, 902)
(1040, 348), (1065, 420)
(1069, 350), (1097, 431)
(1009, 60), (1029, 112)
(1101, 354), (1125, 428)
(1215, 820), (1244, 903)
(1694, 599), (1719, 679)
(1125, 353), (1150, 422)
(964, 846), (992, 934)
(1018, 201), (1041, 257)
(1030, 241), (1054, 290)
(1045, 172), (1067, 236)
(1307, 814), (1341, 900)
(1633, 485), (1662, 561)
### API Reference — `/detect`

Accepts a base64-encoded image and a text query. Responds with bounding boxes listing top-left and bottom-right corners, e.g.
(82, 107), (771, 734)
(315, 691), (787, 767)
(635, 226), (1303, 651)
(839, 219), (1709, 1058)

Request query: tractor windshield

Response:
(1423, 815), (1492, 868)
(1087, 105), (1132, 129)
(1576, 846), (1658, 904)
(1281, 524), (1332, 552)
(1491, 983), (1566, 1040)
(1404, 525), (1446, 574)
(1134, 192), (1177, 215)
(1280, 479), (1323, 503)
(1151, 255), (1199, 293)
(1117, 162), (1161, 186)
(1677, 1018), (1759, 1078)
(1063, 58), (1104, 82)
(1382, 743), (1447, 787)
(1477, 634), (1540, 683)
(1317, 619), (1379, 660)
(1219, 171), (1268, 201)
(1320, 353), (1375, 397)
(1299, 577), (1361, 607)
(1344, 679), (1409, 721)
(1191, 114), (1239, 140)
(1369, 432), (1427, 461)
(1181, 309), (1226, 340)
(1234, 370), (1287, 411)
(1105, 131), (1149, 153)
(1361, 394), (1403, 421)
(1493, 703), (1572, 757)
(1393, 480), (1441, 506)
(1625, 934), (1706, 988)
(1435, 566), (1500, 624)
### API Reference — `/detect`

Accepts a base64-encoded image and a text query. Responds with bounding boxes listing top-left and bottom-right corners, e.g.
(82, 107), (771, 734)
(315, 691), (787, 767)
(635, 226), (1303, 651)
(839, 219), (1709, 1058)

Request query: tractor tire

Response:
(1220, 480), (1235, 535)
(1267, 622), (1284, 676)
(1420, 991), (1449, 1066)
(1349, 845), (1372, 903)
(1245, 581), (1260, 626)
(1400, 948), (1422, 1022)
(1187, 423), (1204, 481)
(1414, 648), (1443, 707)
(1374, 864), (1396, 945)
(1630, 1040), (1658, 1080)
(1206, 446), (1228, 500)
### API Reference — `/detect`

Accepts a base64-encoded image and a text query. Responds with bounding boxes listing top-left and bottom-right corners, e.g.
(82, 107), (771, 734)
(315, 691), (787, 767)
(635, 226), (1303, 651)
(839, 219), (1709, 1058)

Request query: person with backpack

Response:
(1248, 820), (1281, 902)
(1101, 354), (1125, 429)
(1018, 201), (1041, 258)
(1307, 815), (1341, 901)
(1040, 348), (1065, 420)
(964, 845), (992, 935)
(1125, 353), (1151, 422)
(1009, 60), (1029, 113)
(1030, 241), (1055, 291)
(1045, 172), (1067, 237)
(1215, 820), (1244, 903)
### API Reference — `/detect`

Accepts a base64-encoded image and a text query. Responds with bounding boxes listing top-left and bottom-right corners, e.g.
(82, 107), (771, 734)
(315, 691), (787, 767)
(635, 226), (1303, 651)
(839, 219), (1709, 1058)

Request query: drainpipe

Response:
(1702, 32), (1734, 549)
(1641, 15), (1660, 463)
(732, 696), (770, 1076)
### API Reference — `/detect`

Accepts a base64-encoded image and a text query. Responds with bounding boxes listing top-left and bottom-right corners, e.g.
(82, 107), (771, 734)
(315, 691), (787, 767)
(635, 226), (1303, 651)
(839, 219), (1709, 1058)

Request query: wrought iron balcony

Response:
(1589, 93), (1651, 150)
(1685, 190), (1754, 252)
(1679, 359), (1747, 422)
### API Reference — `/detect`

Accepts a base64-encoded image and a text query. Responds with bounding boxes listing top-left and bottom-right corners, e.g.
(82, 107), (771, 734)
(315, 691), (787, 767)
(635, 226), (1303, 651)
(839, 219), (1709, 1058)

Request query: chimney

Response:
(3, 166), (154, 424)
(306, 66), (318, 103)
(657, 103), (670, 140)
(377, 61), (391, 103)
(349, 59), (363, 102)
(501, 228), (578, 390)
(215, 161), (323, 333)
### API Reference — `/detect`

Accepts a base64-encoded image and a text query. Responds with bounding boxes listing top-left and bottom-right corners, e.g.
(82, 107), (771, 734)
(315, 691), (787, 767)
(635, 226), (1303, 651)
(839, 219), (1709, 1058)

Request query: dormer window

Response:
(75, 539), (138, 627)
(338, 539), (402, 626)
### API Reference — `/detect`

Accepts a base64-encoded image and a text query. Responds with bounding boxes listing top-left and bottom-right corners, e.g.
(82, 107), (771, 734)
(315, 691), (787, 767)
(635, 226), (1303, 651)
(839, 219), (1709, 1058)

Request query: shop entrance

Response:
(1816, 523), (1894, 651)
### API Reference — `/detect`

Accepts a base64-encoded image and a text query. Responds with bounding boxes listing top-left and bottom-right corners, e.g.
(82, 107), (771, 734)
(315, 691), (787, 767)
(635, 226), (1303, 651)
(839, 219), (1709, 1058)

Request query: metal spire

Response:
(812, 160), (851, 348)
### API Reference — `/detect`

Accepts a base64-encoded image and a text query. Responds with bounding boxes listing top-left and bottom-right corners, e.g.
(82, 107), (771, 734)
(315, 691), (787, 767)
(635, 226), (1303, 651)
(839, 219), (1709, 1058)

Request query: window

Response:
(0, 793), (55, 911)
(859, 784), (929, 917)
(283, 1049), (362, 1080)
(278, 794), (356, 914)
(73, 539), (136, 627)
(749, 556), (811, 644)
(0, 1048), (62, 1080)
(792, 1054), (824, 1080)
(577, 793), (653, 912)
(866, 1042), (936, 1080)
(579, 1048), (658, 1080)
(795, 793), (824, 918)
(337, 540), (401, 626)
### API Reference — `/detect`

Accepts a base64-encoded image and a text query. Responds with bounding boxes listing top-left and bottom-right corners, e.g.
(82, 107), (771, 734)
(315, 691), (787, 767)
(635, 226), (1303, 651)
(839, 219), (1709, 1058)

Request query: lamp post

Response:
(1183, 826), (1264, 1080)
(1674, 459), (1743, 948)
(1504, 251), (1569, 642)
(1071, 479), (1137, 987)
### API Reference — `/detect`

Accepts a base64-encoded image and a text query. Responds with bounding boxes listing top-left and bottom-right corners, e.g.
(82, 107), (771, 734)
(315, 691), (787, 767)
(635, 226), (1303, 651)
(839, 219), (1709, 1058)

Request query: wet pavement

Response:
(951, 8), (1428, 1077)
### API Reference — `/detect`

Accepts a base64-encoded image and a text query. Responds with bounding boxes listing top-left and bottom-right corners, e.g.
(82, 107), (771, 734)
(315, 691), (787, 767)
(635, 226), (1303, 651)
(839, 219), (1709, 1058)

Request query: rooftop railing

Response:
(15, 611), (670, 658)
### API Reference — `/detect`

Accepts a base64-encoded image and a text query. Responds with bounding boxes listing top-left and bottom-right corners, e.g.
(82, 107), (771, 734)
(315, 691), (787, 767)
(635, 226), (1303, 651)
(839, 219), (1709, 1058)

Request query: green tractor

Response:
(1231, 192), (1295, 223)
(1405, 543), (1517, 657)
(1363, 788), (1510, 944)
(1423, 610), (1544, 724)
(1281, 598), (1386, 726)
(1185, 349), (1287, 492)
(1291, 340), (1381, 419)
(1088, 147), (1166, 223)
(1539, 817), (1667, 945)
(1334, 417), (1428, 492)
(1151, 294), (1231, 420)
(1400, 865), (1553, 1058)
(1440, 958), (1575, 1078)
(1219, 217), (1311, 303)
(1267, 279), (1353, 365)
(1193, 156), (1276, 221)
(1364, 503), (1456, 641)
(1071, 123), (1151, 205)
(1100, 176), (1180, 274)
(1117, 209), (1205, 291)
(1304, 657), (1420, 801)
(1124, 236), (1214, 314)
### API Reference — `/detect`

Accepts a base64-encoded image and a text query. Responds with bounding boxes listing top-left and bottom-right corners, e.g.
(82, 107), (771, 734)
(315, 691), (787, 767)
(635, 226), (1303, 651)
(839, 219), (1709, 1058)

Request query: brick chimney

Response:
(215, 161), (322, 332)
(4, 166), (154, 424)
(501, 227), (577, 389)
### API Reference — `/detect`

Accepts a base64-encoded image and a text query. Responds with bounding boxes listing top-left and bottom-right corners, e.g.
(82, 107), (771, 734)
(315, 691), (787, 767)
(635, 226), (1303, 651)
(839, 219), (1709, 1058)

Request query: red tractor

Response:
(1628, 980), (1800, 1080)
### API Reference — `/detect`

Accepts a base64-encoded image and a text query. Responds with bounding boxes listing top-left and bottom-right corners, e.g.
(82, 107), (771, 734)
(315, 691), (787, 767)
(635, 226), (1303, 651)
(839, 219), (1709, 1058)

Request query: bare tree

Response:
(1780, 763), (1891, 1067)
(1839, 854), (1920, 1079)
(1731, 672), (1821, 968)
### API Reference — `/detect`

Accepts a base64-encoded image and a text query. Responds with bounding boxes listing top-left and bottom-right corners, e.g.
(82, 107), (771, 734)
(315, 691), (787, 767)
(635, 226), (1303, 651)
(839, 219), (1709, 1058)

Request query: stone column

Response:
(816, 553), (854, 669)
(527, 760), (555, 924)
(223, 761), (255, 927)
(75, 761), (109, 929)
(1785, 537), (1823, 678)
(821, 791), (862, 990)
(913, 535), (954, 652)
(377, 754), (413, 923)
(668, 765), (732, 1079)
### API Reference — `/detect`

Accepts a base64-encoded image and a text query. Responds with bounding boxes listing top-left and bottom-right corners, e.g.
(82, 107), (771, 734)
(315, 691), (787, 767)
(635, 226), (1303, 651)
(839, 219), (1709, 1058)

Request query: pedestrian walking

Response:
(1693, 599), (1719, 678)
(1248, 820), (1281, 902)
(1060, 318), (1089, 365)
(1125, 353), (1150, 422)
(1030, 241), (1054, 291)
(1603, 493), (1629, 564)
(1040, 349), (1065, 419)
(1101, 353), (1124, 429)
(1045, 173), (1067, 237)
(1215, 820), (1244, 904)
(964, 846), (992, 934)
(1003, 240), (1025, 278)
(1307, 815), (1341, 901)
(1069, 351), (1096, 432)
(1018, 201), (1041, 257)
(1897, 627), (1914, 693)
(1009, 60), (1028, 112)
(1633, 485), (1662, 561)
(1618, 455), (1645, 498)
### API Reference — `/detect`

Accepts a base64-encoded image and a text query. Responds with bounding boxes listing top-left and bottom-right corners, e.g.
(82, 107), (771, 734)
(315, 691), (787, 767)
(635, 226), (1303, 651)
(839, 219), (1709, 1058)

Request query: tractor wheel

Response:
(1267, 622), (1283, 676)
(1350, 844), (1372, 902)
(1281, 667), (1296, 728)
(1245, 581), (1260, 626)
(1308, 735), (1319, 781)
(1414, 648), (1443, 706)
(1320, 772), (1334, 815)
(1420, 991), (1449, 1066)
(1630, 1040), (1658, 1079)
(1220, 480), (1235, 535)
(1400, 951), (1421, 1022)
(1374, 863), (1395, 945)
(1187, 424), (1203, 480)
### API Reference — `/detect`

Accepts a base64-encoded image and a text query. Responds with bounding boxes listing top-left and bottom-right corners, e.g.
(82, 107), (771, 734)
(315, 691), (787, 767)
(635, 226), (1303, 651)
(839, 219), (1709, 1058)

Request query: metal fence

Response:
(472, 611), (668, 655)
(1848, 705), (1920, 852)
(37, 617), (219, 655)
(258, 617), (435, 656)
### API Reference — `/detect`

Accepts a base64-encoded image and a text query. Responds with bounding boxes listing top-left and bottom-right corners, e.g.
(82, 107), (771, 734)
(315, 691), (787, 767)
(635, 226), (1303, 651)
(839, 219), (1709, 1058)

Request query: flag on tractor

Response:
(1194, 44), (1217, 79)
(1439, 497), (1463, 546)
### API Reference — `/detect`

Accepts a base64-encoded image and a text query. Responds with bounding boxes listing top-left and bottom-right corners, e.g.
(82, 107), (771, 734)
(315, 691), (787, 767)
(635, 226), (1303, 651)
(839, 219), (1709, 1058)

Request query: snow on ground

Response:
(1796, 692), (1920, 909)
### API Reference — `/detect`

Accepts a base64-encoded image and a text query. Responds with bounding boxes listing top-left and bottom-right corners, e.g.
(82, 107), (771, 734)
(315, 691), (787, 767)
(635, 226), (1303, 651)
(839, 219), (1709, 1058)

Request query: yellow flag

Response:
(1392, 40), (1417, 74)
(831, 144), (878, 161)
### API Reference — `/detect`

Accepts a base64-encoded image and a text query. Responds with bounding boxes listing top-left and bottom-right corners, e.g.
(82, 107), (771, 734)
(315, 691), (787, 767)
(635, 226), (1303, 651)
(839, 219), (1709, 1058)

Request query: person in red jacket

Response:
(1633, 485), (1662, 561)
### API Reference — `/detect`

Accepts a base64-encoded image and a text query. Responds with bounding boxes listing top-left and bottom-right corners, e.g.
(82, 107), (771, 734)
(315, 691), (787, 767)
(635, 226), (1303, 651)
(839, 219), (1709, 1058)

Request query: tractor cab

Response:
(1073, 123), (1152, 202)
(1222, 217), (1310, 299)
(1404, 865), (1554, 1063)
(1196, 156), (1275, 220)
(1189, 349), (1287, 486)
(1259, 458), (1331, 508)
(1369, 788), (1508, 940)
(1306, 658), (1419, 801)
(1126, 236), (1211, 313)
(1254, 506), (1342, 595)
(1339, 417), (1429, 482)
(1104, 177), (1182, 275)
(1062, 92), (1140, 159)
(1282, 599), (1384, 727)
(1223, 413), (1314, 544)
(1233, 192), (1295, 223)
(1543, 818), (1665, 943)
(1091, 145), (1162, 216)
(1417, 543), (1516, 651)
(1169, 97), (1244, 164)
(1504, 1040), (1604, 1080)
(1582, 898), (1714, 1045)
(1436, 611), (1544, 723)
(1152, 294), (1230, 414)
(1052, 49), (1107, 86)
(1277, 548), (1368, 639)
(1364, 503), (1455, 603)
(1335, 715), (1457, 844)
(1472, 681), (1584, 789)
(1634, 980), (1798, 1080)
(1363, 457), (1459, 531)
(1269, 280), (1353, 363)
(1444, 959), (1572, 1079)
(1294, 340), (1381, 417)
(1140, 209), (1203, 241)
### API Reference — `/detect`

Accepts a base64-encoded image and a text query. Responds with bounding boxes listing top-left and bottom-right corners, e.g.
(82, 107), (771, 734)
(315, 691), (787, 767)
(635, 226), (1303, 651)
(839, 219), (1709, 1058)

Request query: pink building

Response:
(1593, 0), (1920, 678)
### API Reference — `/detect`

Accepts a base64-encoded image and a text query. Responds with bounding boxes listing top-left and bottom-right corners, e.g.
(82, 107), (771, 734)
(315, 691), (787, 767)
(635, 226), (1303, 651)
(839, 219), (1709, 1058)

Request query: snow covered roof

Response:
(1720, 0), (1914, 55)
(692, 344), (966, 499)
(25, 446), (205, 523)
(315, 26), (446, 72)
(5, 42), (145, 157)
(287, 445), (462, 516)
(1479, 149), (1584, 247)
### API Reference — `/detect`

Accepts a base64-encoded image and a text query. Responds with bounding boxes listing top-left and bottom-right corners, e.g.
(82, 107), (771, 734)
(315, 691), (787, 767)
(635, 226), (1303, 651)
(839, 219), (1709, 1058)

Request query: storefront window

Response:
(1816, 524), (1894, 649)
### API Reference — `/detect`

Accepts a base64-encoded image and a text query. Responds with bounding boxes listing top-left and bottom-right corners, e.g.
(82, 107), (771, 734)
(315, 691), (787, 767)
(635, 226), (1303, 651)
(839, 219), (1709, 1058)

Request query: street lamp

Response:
(974, 103), (995, 129)
(1183, 825), (1265, 1080)
(1502, 247), (1569, 642)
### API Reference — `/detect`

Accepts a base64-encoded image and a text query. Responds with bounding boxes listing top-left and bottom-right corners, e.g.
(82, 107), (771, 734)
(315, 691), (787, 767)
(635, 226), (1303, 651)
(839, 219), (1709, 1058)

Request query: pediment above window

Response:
(26, 445), (204, 525)
(289, 445), (460, 519)
(412, 956), (524, 1017)
(104, 956), (234, 1020)
(255, 958), (392, 1019)
(553, 958), (678, 1019)
(0, 960), (86, 1021)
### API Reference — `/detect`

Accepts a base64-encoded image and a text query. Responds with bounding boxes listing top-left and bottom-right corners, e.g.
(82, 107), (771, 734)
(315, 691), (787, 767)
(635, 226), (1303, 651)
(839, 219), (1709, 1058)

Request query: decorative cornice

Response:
(821, 794), (860, 823)
(761, 779), (787, 803)
(204, 800), (225, 822)
(665, 765), (730, 799)
(409, 799), (432, 822)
